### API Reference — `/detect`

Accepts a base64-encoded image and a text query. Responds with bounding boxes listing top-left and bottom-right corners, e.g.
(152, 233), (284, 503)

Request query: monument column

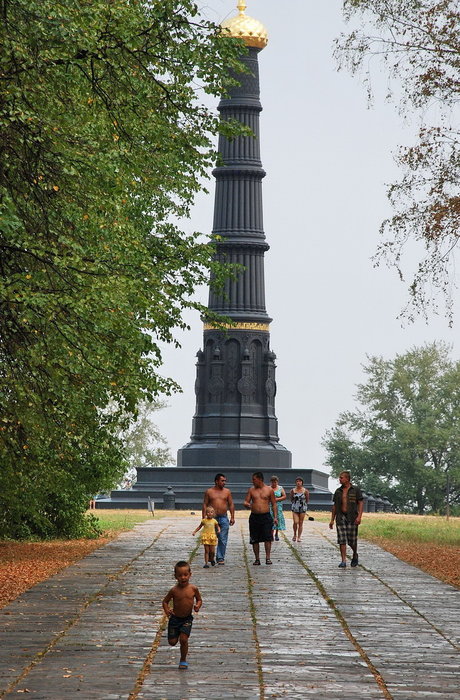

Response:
(178, 1), (291, 470)
(97, 1), (332, 510)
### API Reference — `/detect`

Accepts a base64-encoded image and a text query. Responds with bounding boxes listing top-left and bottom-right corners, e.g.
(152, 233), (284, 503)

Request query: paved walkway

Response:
(0, 516), (458, 699)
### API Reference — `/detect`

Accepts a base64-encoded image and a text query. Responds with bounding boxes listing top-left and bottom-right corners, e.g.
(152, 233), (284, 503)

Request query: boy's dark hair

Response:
(214, 473), (226, 482)
(252, 471), (264, 481)
(174, 560), (190, 574)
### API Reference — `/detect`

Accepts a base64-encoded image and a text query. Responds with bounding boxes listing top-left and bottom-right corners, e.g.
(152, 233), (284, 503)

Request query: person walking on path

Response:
(329, 470), (364, 568)
(192, 507), (220, 568)
(269, 475), (286, 541)
(290, 477), (309, 542)
(244, 471), (278, 565)
(162, 561), (202, 670)
(202, 473), (235, 565)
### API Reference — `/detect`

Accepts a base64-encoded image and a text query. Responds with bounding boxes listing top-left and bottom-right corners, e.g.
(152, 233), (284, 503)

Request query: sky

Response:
(153, 0), (459, 487)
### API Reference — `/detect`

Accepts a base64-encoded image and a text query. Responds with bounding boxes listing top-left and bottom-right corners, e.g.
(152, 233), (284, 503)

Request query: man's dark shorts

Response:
(167, 614), (193, 640)
(249, 512), (274, 544)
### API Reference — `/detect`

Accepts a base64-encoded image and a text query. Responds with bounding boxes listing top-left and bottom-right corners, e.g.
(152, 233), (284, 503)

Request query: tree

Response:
(0, 0), (245, 538)
(117, 400), (174, 489)
(335, 1), (460, 321)
(323, 342), (460, 513)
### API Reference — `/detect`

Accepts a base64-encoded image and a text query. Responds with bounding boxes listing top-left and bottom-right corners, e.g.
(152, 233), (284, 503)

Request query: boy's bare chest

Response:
(173, 586), (194, 605)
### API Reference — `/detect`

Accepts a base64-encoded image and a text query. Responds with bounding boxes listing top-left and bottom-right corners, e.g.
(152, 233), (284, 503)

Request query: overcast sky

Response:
(153, 0), (459, 487)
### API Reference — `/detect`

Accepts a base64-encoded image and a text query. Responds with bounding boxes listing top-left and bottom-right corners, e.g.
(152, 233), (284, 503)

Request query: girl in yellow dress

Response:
(192, 507), (221, 568)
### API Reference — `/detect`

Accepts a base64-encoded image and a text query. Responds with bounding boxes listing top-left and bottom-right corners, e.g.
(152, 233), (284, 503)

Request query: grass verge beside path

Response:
(359, 512), (460, 546)
(307, 511), (460, 589)
(358, 513), (460, 589)
(94, 509), (155, 536)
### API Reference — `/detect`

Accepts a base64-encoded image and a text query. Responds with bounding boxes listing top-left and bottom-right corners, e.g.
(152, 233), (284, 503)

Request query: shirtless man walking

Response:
(202, 473), (235, 565)
(329, 470), (363, 568)
(244, 471), (278, 566)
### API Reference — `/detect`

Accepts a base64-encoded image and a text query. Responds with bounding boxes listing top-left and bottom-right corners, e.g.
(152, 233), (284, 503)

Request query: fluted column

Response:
(177, 42), (291, 470)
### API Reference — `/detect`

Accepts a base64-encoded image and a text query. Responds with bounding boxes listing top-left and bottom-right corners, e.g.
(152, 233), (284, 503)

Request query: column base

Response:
(177, 441), (292, 469)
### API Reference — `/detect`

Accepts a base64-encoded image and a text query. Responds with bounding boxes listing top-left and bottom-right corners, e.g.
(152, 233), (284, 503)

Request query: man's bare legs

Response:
(264, 540), (272, 562)
(339, 542), (357, 564)
(252, 541), (272, 564)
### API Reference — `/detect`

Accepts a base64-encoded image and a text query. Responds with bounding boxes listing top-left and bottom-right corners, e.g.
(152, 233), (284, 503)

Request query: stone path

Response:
(0, 516), (458, 699)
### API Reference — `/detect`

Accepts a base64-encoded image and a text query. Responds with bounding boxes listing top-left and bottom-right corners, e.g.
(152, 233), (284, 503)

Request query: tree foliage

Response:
(0, 0), (245, 538)
(323, 342), (460, 513)
(336, 1), (460, 321)
(117, 400), (174, 489)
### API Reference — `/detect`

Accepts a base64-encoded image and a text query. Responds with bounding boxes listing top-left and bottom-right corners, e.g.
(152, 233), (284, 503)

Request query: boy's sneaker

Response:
(338, 561), (346, 568)
(351, 556), (359, 567)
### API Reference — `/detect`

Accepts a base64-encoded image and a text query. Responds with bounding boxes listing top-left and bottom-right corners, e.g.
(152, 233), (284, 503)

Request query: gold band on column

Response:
(203, 321), (270, 332)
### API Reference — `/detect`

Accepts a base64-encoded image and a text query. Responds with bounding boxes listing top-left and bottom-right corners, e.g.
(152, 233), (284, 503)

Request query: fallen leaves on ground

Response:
(364, 537), (460, 588)
(0, 537), (110, 609)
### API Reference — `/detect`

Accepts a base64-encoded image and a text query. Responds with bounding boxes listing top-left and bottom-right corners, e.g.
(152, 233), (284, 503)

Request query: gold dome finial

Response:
(220, 1), (268, 50)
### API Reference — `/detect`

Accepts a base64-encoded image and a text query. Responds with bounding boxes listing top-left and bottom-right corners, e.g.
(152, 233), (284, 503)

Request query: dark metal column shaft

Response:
(178, 47), (291, 470)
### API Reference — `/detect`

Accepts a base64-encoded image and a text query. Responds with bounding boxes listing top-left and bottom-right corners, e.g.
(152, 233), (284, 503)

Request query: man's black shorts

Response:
(167, 614), (193, 640)
(249, 512), (274, 544)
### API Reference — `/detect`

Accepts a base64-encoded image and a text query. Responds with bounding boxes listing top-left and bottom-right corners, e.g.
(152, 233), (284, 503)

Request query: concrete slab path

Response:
(0, 516), (458, 699)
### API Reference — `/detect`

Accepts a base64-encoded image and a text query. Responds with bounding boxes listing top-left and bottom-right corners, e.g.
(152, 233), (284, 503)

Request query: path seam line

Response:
(314, 526), (460, 652)
(127, 539), (201, 699)
(1, 526), (169, 699)
(284, 534), (393, 700)
(240, 525), (265, 700)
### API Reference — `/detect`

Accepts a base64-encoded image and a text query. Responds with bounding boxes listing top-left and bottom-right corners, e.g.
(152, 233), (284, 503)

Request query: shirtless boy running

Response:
(244, 471), (278, 566)
(162, 561), (202, 669)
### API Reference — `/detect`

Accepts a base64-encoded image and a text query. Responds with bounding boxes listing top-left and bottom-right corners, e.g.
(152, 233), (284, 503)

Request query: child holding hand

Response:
(192, 506), (220, 568)
(162, 560), (202, 670)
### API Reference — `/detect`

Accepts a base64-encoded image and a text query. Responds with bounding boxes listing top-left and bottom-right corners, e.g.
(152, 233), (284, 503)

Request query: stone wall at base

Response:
(95, 466), (332, 511)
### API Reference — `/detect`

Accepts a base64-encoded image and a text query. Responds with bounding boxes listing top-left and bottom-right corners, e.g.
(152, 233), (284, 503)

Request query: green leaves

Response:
(336, 1), (460, 321)
(0, 0), (246, 538)
(323, 342), (460, 514)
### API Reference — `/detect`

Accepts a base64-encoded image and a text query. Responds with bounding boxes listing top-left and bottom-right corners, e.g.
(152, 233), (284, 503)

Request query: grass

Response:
(358, 512), (460, 546)
(90, 507), (202, 536)
(306, 510), (330, 523)
(91, 509), (156, 535)
(305, 510), (460, 546)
